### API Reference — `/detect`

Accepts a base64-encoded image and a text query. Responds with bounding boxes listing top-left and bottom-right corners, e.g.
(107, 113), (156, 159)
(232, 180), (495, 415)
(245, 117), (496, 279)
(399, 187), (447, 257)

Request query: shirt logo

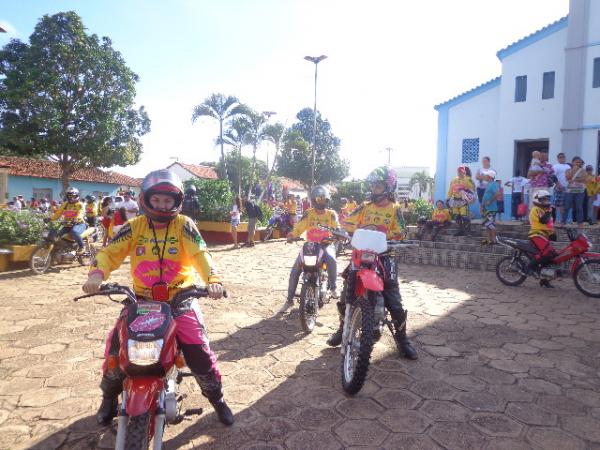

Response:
(136, 246), (145, 256)
(168, 247), (178, 255)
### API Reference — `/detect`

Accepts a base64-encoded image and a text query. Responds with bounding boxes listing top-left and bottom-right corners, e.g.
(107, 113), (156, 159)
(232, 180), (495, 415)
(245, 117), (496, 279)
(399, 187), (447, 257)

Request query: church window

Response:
(515, 75), (527, 102)
(593, 58), (600, 88)
(461, 138), (479, 163)
(542, 71), (555, 99)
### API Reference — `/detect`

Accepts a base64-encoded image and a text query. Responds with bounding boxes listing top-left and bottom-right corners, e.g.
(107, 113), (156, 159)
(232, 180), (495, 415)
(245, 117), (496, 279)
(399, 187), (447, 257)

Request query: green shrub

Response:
(402, 198), (434, 225)
(184, 179), (232, 222)
(331, 180), (368, 210)
(0, 209), (47, 245)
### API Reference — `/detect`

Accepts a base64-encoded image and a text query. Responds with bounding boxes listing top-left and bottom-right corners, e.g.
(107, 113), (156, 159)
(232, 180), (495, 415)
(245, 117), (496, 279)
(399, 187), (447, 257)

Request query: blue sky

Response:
(1, 0), (569, 179)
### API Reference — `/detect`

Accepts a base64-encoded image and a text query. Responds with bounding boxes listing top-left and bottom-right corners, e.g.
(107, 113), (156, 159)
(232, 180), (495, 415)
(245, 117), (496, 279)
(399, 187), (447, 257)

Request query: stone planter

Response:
(7, 244), (37, 263)
(196, 221), (262, 245)
(0, 251), (10, 272)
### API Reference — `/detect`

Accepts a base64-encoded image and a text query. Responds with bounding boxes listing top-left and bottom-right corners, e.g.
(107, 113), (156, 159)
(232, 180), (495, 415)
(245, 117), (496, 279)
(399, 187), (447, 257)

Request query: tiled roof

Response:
(434, 77), (501, 110)
(276, 176), (306, 191)
(169, 162), (218, 180)
(496, 16), (568, 61)
(0, 156), (141, 186)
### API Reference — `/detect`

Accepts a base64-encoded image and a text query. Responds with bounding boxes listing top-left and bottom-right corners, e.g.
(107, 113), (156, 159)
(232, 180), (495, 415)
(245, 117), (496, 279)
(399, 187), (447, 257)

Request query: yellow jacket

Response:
(344, 202), (406, 240)
(447, 176), (475, 199)
(529, 205), (554, 238)
(51, 201), (85, 226)
(431, 208), (451, 223)
(89, 215), (219, 300)
(291, 208), (339, 241)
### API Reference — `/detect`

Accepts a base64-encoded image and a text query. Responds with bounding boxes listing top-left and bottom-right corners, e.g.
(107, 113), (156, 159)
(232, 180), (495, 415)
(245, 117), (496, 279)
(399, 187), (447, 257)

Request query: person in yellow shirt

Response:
(84, 195), (98, 227)
(281, 185), (341, 311)
(585, 165), (597, 225)
(417, 200), (452, 241)
(447, 165), (476, 236)
(282, 194), (297, 226)
(346, 196), (358, 213)
(51, 187), (86, 253)
(327, 166), (417, 360)
(82, 169), (234, 427)
(528, 190), (557, 288)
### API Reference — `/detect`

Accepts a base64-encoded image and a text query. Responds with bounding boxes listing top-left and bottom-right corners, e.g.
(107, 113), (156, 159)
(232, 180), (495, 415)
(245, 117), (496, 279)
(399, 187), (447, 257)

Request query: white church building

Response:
(434, 0), (600, 218)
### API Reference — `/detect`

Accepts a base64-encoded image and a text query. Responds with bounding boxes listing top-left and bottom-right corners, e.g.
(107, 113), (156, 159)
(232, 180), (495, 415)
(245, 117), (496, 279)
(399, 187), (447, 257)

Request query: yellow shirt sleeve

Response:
(180, 216), (220, 284)
(291, 211), (309, 238)
(51, 202), (67, 221)
(90, 221), (136, 279)
(342, 204), (365, 234)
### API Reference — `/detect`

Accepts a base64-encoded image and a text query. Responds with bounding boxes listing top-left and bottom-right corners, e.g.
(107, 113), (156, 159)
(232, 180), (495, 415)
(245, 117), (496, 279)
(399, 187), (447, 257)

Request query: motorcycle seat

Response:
(500, 237), (537, 254)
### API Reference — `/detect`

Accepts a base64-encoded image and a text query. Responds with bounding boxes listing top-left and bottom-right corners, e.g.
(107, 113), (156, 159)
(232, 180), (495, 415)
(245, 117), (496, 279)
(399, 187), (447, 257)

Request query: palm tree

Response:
(191, 93), (245, 181)
(409, 171), (434, 198)
(222, 118), (250, 196)
(260, 122), (286, 202)
(237, 108), (267, 196)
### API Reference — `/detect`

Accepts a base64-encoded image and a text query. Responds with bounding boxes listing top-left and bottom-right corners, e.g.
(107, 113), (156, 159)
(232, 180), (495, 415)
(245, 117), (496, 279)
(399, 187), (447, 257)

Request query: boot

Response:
(327, 325), (343, 347)
(97, 374), (122, 426)
(396, 328), (418, 360)
(210, 398), (234, 426)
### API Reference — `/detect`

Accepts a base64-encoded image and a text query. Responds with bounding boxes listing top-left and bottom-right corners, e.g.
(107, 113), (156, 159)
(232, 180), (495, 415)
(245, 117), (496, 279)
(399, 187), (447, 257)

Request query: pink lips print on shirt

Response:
(134, 259), (182, 287)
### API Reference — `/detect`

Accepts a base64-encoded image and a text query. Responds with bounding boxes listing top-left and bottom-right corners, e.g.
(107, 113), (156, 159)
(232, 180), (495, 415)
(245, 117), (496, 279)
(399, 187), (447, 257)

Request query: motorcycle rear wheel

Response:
(262, 226), (273, 241)
(124, 412), (151, 450)
(299, 282), (318, 333)
(574, 259), (600, 298)
(495, 256), (528, 286)
(341, 295), (376, 395)
(77, 241), (96, 266)
(30, 246), (52, 274)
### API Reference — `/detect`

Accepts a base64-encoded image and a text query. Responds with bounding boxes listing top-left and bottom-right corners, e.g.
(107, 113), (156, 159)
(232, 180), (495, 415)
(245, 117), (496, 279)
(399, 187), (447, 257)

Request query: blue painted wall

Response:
(7, 176), (120, 202)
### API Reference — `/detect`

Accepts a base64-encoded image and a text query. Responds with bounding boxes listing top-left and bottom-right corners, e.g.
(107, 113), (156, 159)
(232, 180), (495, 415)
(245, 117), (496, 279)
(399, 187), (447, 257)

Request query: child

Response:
(417, 200), (451, 241)
(505, 170), (526, 220)
(480, 173), (499, 245)
(529, 151), (542, 173)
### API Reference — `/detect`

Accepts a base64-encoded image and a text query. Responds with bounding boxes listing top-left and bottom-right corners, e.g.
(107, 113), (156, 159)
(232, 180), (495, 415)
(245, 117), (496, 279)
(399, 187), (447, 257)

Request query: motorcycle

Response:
(262, 207), (292, 241)
(73, 283), (226, 450)
(289, 226), (349, 333)
(496, 228), (600, 297)
(30, 224), (97, 274)
(340, 228), (418, 395)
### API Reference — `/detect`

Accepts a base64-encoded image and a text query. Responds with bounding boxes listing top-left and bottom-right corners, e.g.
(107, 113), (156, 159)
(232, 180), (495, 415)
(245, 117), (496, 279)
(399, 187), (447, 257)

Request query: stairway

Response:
(399, 221), (600, 272)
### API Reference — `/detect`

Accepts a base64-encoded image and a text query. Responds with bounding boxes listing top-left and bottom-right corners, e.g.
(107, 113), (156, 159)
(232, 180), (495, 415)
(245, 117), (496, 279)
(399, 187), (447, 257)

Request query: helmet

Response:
(185, 184), (197, 196)
(65, 187), (79, 202)
(90, 195), (96, 202)
(140, 169), (184, 223)
(310, 185), (330, 211)
(366, 166), (397, 202)
(533, 189), (551, 207)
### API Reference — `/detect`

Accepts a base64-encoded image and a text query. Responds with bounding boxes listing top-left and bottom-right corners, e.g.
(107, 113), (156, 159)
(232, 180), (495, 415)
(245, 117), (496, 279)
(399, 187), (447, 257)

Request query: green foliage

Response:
(256, 202), (272, 227)
(402, 198), (434, 225)
(216, 152), (267, 196)
(0, 210), (47, 245)
(184, 179), (232, 222)
(277, 108), (349, 187)
(331, 180), (368, 210)
(409, 171), (434, 198)
(0, 11), (150, 192)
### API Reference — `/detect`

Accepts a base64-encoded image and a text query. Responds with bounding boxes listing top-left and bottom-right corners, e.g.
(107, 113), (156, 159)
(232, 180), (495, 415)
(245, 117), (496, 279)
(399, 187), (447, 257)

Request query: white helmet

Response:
(533, 190), (551, 207)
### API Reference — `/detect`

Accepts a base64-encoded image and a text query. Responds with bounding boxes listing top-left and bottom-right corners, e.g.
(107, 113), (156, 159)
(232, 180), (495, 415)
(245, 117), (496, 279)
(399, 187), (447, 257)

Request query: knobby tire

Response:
(299, 282), (318, 333)
(124, 412), (151, 450)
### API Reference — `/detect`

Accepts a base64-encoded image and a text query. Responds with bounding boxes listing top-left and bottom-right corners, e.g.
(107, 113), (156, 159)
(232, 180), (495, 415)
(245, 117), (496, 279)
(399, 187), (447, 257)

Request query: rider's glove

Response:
(207, 282), (224, 299)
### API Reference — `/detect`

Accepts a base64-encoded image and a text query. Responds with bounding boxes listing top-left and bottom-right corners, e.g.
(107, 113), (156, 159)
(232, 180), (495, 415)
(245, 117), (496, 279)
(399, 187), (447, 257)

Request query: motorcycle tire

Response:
(495, 256), (528, 286)
(262, 226), (273, 242)
(299, 282), (318, 333)
(30, 246), (52, 275)
(573, 258), (600, 298)
(124, 412), (151, 450)
(77, 241), (96, 266)
(335, 241), (344, 257)
(341, 294), (376, 395)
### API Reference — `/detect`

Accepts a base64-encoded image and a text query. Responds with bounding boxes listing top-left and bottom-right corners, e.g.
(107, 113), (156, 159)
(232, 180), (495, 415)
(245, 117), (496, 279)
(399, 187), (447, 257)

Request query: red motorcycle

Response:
(340, 228), (417, 395)
(74, 284), (225, 450)
(496, 228), (600, 297)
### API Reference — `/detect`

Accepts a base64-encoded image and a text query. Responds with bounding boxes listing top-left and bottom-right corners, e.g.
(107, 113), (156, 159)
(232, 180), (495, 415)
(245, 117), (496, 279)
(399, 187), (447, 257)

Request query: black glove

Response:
(549, 232), (557, 242)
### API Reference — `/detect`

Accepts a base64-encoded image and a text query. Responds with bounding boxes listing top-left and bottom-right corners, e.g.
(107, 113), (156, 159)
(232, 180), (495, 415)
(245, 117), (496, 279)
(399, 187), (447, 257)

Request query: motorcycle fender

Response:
(124, 377), (163, 417)
(571, 253), (600, 272)
(357, 269), (384, 292)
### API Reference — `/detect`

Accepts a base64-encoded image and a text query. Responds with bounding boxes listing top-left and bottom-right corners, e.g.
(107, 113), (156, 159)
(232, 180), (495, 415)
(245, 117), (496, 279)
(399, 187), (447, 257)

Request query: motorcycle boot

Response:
(395, 322), (418, 360)
(326, 300), (346, 347)
(210, 397), (234, 426)
(97, 373), (123, 425)
(195, 374), (234, 426)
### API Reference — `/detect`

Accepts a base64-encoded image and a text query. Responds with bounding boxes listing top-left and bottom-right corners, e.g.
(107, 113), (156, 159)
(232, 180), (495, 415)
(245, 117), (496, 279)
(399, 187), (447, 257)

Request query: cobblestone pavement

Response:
(1, 240), (600, 449)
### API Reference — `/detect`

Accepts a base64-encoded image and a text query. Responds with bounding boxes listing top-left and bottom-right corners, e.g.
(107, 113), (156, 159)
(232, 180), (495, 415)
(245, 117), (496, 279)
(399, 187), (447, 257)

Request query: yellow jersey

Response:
(343, 202), (406, 240)
(89, 214), (219, 300)
(283, 198), (297, 215)
(431, 208), (451, 223)
(447, 176), (475, 199)
(528, 205), (554, 238)
(291, 208), (340, 241)
(85, 202), (97, 218)
(51, 201), (85, 226)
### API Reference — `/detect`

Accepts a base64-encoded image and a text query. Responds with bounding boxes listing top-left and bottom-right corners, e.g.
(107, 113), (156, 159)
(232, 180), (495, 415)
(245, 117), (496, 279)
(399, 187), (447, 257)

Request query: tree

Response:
(409, 171), (434, 198)
(191, 93), (245, 182)
(216, 152), (267, 197)
(277, 108), (349, 188)
(259, 122), (285, 202)
(0, 11), (150, 193)
(221, 117), (250, 196)
(236, 107), (268, 195)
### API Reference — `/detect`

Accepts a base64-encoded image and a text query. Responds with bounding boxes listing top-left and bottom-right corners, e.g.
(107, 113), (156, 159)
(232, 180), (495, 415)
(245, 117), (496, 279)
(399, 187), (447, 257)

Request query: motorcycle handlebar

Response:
(73, 283), (228, 304)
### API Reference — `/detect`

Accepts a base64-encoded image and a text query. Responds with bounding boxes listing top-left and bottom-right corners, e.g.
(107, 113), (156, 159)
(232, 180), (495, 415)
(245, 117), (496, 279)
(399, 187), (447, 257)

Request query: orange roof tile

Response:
(169, 162), (218, 180)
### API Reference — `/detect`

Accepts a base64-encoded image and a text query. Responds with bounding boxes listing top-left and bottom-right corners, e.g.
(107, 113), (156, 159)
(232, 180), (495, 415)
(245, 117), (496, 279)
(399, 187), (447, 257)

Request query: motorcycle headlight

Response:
(303, 255), (318, 266)
(361, 252), (377, 264)
(127, 339), (163, 366)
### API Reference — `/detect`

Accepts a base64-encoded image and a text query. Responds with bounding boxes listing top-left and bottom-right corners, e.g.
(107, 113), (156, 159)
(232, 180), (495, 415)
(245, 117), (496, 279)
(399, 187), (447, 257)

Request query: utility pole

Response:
(384, 147), (394, 165)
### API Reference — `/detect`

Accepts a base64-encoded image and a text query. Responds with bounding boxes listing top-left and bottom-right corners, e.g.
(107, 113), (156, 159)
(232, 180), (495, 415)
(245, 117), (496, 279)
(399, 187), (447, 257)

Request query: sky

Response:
(0, 0), (569, 180)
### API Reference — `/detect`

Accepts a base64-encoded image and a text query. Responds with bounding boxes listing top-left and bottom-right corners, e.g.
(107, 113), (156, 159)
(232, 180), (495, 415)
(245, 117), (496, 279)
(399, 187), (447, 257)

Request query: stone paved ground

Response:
(1, 240), (600, 449)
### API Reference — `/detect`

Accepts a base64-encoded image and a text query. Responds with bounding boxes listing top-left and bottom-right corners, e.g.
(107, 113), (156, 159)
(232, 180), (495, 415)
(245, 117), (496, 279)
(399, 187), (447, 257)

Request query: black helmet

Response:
(140, 170), (184, 223)
(65, 187), (80, 202)
(185, 184), (197, 196)
(310, 185), (330, 211)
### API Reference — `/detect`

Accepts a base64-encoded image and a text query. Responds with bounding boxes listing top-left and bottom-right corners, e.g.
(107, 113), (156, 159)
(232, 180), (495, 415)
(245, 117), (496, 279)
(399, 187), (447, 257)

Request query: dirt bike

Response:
(262, 207), (292, 241)
(496, 228), (600, 297)
(340, 228), (418, 395)
(74, 283), (226, 450)
(30, 223), (97, 274)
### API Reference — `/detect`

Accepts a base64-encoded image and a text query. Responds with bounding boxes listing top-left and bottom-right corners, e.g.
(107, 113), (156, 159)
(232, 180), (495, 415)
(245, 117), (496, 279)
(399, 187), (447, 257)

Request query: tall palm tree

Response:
(191, 93), (245, 182)
(409, 171), (434, 198)
(237, 108), (267, 196)
(260, 122), (286, 202)
(222, 118), (250, 196)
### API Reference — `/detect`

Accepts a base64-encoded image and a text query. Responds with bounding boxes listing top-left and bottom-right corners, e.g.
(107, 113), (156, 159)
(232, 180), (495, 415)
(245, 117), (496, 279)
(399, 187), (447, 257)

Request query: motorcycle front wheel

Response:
(574, 259), (600, 298)
(495, 256), (528, 286)
(299, 281), (318, 333)
(341, 293), (376, 395)
(124, 412), (151, 450)
(262, 226), (273, 242)
(30, 246), (52, 274)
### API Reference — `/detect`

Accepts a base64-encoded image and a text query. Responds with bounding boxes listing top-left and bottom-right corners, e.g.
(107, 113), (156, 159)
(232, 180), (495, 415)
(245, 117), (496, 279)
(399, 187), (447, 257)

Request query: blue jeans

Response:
(59, 223), (86, 248)
(564, 192), (585, 225)
(288, 244), (337, 301)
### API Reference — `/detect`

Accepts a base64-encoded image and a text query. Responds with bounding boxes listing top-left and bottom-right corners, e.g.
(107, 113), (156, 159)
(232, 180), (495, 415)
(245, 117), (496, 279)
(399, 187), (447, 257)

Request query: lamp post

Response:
(304, 55), (327, 190)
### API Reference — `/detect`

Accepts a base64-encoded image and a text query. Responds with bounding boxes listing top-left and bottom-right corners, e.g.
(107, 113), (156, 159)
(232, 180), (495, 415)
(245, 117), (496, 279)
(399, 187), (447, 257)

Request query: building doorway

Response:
(513, 139), (549, 177)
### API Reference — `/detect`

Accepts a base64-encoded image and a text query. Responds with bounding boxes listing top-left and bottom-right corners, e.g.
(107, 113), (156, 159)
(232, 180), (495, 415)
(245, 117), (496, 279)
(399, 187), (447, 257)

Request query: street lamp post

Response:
(304, 55), (327, 190)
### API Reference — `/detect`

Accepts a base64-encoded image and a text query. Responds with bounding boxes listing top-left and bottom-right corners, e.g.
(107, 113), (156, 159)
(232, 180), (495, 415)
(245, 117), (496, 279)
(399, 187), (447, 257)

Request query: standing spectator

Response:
(584, 165), (597, 224)
(100, 197), (113, 247)
(11, 196), (22, 211)
(230, 196), (241, 249)
(505, 169), (526, 220)
(302, 196), (311, 213)
(38, 198), (50, 213)
(527, 150), (555, 212)
(480, 173), (500, 245)
(346, 196), (358, 213)
(120, 190), (139, 220)
(565, 156), (587, 227)
(496, 180), (505, 218)
(283, 194), (297, 226)
(475, 157), (497, 205)
(17, 195), (26, 209)
(552, 152), (571, 225)
(29, 197), (39, 210)
(243, 195), (262, 247)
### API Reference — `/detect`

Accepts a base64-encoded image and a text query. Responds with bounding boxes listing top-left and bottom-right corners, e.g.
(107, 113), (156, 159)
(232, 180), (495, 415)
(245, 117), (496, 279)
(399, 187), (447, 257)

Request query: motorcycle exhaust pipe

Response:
(114, 391), (128, 450)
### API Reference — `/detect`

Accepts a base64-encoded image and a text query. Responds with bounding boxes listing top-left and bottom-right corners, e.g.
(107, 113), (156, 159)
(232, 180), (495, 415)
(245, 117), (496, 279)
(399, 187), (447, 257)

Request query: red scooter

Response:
(496, 228), (600, 297)
(74, 284), (225, 450)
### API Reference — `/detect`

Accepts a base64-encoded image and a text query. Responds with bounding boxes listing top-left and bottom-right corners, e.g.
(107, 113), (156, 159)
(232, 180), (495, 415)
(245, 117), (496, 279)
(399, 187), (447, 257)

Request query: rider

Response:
(281, 185), (341, 311)
(84, 195), (98, 228)
(82, 169), (234, 427)
(326, 166), (418, 360)
(51, 187), (87, 254)
(447, 165), (475, 236)
(283, 194), (297, 228)
(529, 189), (557, 287)
(181, 184), (201, 221)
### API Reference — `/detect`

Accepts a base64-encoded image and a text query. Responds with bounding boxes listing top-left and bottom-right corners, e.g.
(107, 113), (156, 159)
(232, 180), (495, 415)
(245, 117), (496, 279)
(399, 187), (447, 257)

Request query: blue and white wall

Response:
(7, 176), (121, 202)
